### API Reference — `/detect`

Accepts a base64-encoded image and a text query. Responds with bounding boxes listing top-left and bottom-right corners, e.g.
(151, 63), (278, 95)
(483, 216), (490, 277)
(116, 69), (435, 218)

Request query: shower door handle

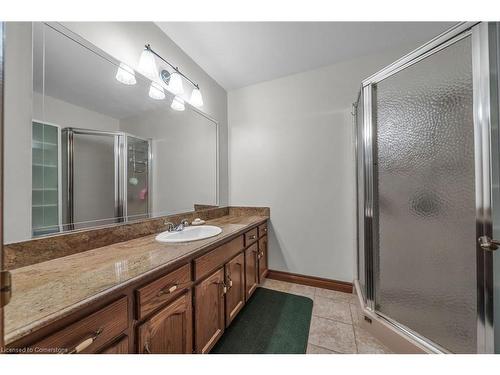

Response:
(478, 236), (500, 251)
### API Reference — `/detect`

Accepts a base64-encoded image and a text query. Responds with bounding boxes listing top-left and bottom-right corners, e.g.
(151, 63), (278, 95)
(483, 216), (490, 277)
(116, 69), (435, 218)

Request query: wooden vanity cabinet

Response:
(9, 220), (269, 355)
(245, 243), (259, 301)
(138, 291), (193, 354)
(194, 267), (226, 353)
(258, 235), (268, 282)
(100, 336), (129, 354)
(30, 297), (129, 354)
(225, 252), (245, 326)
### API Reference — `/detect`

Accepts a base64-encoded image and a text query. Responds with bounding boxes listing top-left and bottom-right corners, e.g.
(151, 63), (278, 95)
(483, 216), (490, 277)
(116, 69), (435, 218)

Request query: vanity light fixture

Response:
(142, 44), (204, 108)
(190, 87), (204, 107)
(149, 82), (165, 100)
(115, 63), (137, 85)
(167, 72), (184, 95)
(138, 47), (159, 81)
(171, 96), (185, 111)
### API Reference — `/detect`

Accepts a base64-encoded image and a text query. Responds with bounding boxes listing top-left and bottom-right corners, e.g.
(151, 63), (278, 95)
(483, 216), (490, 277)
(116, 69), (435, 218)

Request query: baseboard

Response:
(266, 270), (353, 294)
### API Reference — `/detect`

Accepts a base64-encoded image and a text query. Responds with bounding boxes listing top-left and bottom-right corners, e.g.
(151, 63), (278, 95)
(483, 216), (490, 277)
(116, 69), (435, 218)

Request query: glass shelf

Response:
(32, 121), (60, 237)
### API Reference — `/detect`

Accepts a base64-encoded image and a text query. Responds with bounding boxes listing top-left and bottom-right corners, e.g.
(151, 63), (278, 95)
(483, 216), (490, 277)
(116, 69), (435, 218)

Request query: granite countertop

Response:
(5, 214), (268, 345)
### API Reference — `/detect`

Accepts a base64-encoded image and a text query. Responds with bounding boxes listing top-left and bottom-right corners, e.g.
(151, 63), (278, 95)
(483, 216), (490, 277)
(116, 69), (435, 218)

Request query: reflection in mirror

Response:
(4, 22), (218, 243)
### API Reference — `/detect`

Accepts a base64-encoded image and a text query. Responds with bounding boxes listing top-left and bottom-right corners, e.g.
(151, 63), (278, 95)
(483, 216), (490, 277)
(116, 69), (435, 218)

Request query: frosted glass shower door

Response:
(373, 35), (476, 353)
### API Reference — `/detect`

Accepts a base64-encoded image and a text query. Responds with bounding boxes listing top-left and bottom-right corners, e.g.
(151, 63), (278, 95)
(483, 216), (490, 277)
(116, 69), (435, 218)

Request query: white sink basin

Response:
(155, 225), (222, 243)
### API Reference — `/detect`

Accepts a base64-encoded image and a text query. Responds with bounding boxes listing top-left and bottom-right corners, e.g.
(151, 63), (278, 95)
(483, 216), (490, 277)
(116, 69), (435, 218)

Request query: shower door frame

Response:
(357, 21), (498, 353)
(123, 134), (153, 222)
(64, 128), (153, 230)
(64, 128), (125, 230)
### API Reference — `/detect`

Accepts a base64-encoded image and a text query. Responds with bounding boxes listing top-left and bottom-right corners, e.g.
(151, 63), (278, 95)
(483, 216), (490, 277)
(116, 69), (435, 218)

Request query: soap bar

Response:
(191, 218), (206, 226)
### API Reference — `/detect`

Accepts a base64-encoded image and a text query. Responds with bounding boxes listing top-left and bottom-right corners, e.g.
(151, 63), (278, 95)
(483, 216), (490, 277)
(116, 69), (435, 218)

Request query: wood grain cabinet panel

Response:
(136, 263), (191, 320)
(194, 268), (225, 353)
(138, 291), (193, 354)
(225, 253), (245, 326)
(244, 228), (258, 247)
(258, 236), (268, 282)
(99, 336), (129, 354)
(194, 236), (244, 280)
(245, 243), (259, 301)
(31, 297), (128, 354)
(258, 223), (268, 238)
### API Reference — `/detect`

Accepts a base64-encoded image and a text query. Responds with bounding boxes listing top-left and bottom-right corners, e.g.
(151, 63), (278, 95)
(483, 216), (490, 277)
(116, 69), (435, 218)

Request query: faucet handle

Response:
(164, 221), (175, 232)
(180, 219), (189, 227)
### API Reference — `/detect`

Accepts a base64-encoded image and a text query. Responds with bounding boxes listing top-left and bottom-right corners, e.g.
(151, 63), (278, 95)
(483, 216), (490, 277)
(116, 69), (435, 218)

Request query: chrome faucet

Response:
(173, 219), (190, 232)
(164, 221), (175, 232)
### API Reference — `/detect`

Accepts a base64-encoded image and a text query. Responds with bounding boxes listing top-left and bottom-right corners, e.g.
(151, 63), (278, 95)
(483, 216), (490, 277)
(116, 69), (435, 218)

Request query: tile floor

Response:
(260, 278), (392, 354)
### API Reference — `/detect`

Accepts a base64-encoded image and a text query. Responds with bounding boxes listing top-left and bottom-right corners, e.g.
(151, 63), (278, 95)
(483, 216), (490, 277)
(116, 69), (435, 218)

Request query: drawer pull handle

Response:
(226, 275), (233, 288)
(157, 284), (178, 297)
(219, 281), (228, 295)
(64, 328), (103, 354)
(249, 235), (256, 240)
(263, 228), (267, 232)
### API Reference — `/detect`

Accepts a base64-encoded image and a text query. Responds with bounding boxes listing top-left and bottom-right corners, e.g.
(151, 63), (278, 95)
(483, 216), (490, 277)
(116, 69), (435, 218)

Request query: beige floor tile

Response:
(306, 344), (338, 354)
(287, 283), (316, 298)
(312, 296), (352, 324)
(354, 325), (392, 354)
(315, 288), (357, 304)
(261, 279), (291, 292)
(349, 303), (362, 326)
(308, 316), (357, 353)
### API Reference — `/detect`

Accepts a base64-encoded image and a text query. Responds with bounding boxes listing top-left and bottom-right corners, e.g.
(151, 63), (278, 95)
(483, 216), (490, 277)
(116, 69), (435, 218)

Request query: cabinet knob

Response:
(157, 284), (178, 297)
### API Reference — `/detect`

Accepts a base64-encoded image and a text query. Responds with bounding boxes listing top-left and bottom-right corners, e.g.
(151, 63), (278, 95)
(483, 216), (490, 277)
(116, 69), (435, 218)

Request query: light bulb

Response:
(168, 72), (184, 95)
(115, 63), (136, 85)
(171, 96), (185, 111)
(190, 87), (203, 107)
(148, 82), (165, 100)
(138, 48), (158, 81)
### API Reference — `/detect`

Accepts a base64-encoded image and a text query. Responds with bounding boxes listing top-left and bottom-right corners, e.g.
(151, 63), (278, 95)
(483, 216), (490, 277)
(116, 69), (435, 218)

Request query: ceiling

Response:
(156, 22), (456, 90)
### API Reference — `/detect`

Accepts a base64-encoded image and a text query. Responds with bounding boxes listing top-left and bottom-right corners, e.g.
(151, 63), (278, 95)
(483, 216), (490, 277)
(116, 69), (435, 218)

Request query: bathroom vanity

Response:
(4, 210), (269, 354)
(1, 22), (269, 354)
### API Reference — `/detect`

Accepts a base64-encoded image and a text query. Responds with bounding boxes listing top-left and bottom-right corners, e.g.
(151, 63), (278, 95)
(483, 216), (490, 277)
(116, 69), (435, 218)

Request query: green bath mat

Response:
(211, 287), (313, 354)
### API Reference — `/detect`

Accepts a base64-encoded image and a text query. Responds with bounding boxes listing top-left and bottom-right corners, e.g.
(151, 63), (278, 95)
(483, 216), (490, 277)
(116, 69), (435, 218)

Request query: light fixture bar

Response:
(145, 44), (200, 90)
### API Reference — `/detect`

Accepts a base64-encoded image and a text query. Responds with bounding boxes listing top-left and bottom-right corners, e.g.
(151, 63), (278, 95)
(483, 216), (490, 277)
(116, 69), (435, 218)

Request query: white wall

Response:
(228, 46), (417, 282)
(33, 93), (120, 132)
(120, 107), (218, 215)
(61, 22), (229, 206)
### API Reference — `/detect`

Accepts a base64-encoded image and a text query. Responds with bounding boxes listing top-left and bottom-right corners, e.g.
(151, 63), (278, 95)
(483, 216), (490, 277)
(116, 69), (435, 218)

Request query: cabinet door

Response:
(225, 252), (245, 326)
(194, 268), (225, 353)
(258, 235), (268, 282)
(100, 336), (129, 354)
(138, 291), (193, 354)
(245, 243), (259, 301)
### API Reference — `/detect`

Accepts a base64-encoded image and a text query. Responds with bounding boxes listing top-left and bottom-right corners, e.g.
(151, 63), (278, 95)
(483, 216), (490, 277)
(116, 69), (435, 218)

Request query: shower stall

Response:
(61, 128), (151, 231)
(354, 22), (500, 353)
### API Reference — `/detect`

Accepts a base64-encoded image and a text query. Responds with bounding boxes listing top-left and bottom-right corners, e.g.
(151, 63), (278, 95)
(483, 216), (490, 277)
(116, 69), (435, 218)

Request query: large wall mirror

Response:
(4, 22), (218, 243)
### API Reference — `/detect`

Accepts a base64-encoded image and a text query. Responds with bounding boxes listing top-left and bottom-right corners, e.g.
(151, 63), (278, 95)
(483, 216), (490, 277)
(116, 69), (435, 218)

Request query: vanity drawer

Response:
(258, 223), (268, 237)
(136, 263), (192, 320)
(244, 228), (258, 246)
(194, 236), (244, 280)
(32, 296), (128, 354)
